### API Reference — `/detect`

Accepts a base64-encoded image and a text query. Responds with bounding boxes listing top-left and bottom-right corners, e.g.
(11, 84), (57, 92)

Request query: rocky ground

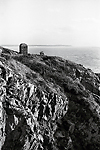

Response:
(0, 48), (100, 150)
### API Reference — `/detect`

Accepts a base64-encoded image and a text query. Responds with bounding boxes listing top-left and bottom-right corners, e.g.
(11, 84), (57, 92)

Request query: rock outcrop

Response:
(0, 50), (100, 150)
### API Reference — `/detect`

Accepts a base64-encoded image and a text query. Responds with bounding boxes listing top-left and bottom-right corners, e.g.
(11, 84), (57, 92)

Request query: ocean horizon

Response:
(2, 45), (100, 73)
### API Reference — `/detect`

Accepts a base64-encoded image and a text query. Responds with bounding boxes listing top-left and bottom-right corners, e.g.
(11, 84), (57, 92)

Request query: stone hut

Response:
(19, 43), (28, 55)
(40, 51), (44, 57)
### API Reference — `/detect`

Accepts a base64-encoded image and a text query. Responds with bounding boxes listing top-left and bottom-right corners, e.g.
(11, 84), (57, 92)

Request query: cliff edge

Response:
(0, 50), (100, 150)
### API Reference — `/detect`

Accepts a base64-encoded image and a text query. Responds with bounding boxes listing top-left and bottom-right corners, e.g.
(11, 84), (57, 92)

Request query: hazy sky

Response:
(0, 0), (100, 46)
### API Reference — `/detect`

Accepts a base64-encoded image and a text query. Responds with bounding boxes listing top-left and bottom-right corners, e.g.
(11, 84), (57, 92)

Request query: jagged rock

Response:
(0, 50), (100, 150)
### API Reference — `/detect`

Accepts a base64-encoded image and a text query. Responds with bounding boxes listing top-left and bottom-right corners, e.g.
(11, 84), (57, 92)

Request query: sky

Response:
(0, 0), (100, 46)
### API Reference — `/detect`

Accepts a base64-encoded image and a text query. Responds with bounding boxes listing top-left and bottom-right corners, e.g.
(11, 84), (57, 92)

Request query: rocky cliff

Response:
(0, 50), (100, 150)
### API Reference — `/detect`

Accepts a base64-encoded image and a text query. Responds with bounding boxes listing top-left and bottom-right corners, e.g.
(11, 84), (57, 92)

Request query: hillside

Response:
(0, 49), (100, 150)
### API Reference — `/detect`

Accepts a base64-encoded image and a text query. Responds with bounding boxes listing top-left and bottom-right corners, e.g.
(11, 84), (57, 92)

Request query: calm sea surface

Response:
(3, 46), (100, 73)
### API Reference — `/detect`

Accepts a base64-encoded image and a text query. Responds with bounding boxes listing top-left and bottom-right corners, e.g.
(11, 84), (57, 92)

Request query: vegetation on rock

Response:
(0, 49), (100, 150)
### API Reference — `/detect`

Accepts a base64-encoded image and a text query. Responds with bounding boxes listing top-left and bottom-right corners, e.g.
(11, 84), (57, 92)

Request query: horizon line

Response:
(1, 45), (100, 48)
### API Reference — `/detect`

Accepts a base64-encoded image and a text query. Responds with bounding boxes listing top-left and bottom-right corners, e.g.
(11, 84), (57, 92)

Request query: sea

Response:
(2, 45), (100, 73)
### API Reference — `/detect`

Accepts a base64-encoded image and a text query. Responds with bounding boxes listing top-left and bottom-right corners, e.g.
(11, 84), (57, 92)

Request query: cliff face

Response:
(0, 52), (100, 150)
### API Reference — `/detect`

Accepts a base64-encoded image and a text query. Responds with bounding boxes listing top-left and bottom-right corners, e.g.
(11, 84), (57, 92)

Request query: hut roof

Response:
(20, 43), (27, 47)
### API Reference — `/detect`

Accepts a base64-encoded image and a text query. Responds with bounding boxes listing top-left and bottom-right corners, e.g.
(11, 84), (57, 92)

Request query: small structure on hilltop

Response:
(40, 51), (44, 57)
(19, 43), (28, 55)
